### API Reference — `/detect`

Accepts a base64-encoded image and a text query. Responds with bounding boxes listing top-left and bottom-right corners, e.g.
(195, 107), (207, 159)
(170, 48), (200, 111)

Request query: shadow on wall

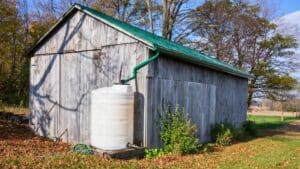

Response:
(134, 91), (144, 146)
(92, 49), (120, 86)
(30, 14), (87, 137)
(29, 12), (135, 141)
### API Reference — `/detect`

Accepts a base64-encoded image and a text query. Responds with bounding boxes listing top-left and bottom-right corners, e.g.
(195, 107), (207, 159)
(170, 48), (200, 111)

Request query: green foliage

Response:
(159, 105), (200, 155)
(251, 62), (275, 77)
(242, 120), (257, 137)
(0, 1), (33, 106)
(0, 1), (57, 106)
(266, 75), (297, 91)
(211, 123), (235, 146)
(144, 148), (165, 158)
(145, 105), (200, 158)
(217, 129), (234, 146)
(266, 75), (297, 102)
(259, 34), (298, 55)
(72, 144), (94, 155)
(212, 120), (258, 144)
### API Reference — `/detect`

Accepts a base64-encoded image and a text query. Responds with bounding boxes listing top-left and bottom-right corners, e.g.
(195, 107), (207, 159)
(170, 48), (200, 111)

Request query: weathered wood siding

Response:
(30, 54), (59, 139)
(34, 11), (137, 55)
(30, 8), (248, 148)
(146, 56), (248, 147)
(30, 10), (149, 145)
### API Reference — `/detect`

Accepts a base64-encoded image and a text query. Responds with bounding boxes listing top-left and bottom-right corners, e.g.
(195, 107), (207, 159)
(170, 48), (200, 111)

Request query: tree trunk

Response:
(247, 77), (257, 108)
(162, 0), (170, 39)
(145, 0), (154, 33)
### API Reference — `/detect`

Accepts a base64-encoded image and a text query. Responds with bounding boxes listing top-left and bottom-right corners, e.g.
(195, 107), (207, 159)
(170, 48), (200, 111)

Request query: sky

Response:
(190, 0), (300, 17)
(26, 0), (300, 17)
(274, 0), (300, 16)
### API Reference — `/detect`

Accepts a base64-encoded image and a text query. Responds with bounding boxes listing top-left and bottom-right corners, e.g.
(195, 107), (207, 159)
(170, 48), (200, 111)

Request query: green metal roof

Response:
(30, 3), (253, 79)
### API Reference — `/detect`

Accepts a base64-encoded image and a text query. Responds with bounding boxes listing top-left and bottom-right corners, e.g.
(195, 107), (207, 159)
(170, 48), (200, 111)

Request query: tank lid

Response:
(92, 85), (133, 94)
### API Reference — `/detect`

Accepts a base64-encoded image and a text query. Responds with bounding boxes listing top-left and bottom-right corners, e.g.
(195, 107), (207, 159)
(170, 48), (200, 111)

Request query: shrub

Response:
(234, 128), (246, 141)
(211, 122), (235, 146)
(211, 120), (258, 145)
(216, 128), (234, 146)
(159, 105), (200, 155)
(200, 144), (213, 153)
(242, 120), (257, 137)
(144, 148), (165, 158)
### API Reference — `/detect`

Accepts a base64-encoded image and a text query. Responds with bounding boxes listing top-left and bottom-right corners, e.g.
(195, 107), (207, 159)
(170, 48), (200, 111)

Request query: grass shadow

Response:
(232, 115), (300, 144)
(248, 115), (300, 130)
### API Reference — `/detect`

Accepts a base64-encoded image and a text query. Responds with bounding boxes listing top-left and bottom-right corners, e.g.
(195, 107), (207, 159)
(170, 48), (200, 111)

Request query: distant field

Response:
(0, 113), (299, 169)
(248, 110), (300, 117)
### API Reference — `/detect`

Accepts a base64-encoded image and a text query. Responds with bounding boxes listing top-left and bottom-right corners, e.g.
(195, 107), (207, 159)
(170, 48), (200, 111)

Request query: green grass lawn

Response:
(0, 115), (299, 169)
(248, 115), (300, 129)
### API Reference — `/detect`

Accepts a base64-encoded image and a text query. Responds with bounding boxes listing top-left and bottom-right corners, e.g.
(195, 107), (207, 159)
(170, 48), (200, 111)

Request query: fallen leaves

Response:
(0, 112), (70, 158)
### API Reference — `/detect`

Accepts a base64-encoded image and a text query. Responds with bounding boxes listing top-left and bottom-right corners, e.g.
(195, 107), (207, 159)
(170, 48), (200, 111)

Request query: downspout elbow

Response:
(121, 47), (159, 84)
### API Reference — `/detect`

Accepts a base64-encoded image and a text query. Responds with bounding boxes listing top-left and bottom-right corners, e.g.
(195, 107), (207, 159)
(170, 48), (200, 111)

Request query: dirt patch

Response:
(0, 112), (70, 158)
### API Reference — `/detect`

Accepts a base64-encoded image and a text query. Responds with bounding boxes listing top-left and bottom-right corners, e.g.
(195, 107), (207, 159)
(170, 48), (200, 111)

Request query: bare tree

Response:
(92, 0), (147, 23)
(145, 0), (154, 33)
(161, 0), (188, 40)
(189, 0), (298, 107)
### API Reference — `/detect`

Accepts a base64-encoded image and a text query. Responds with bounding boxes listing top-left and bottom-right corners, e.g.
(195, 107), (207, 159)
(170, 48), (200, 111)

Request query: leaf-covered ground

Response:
(0, 112), (299, 169)
(0, 112), (70, 158)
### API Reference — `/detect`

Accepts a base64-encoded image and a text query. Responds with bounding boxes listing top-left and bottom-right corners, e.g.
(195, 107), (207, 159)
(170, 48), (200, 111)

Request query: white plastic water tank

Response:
(90, 85), (134, 150)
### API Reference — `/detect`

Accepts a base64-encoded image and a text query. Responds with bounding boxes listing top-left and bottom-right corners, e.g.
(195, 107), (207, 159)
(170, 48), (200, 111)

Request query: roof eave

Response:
(74, 4), (154, 49)
(156, 46), (254, 79)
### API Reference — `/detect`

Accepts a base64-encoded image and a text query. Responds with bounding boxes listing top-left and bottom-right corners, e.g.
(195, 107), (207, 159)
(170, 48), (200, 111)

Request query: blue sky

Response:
(170, 0), (300, 17)
(27, 0), (300, 17)
(271, 0), (300, 16)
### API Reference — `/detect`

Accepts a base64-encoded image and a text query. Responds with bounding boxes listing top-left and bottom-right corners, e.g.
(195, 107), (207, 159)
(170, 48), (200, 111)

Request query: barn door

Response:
(29, 55), (59, 139)
(185, 82), (216, 142)
(58, 51), (96, 143)
(59, 53), (81, 142)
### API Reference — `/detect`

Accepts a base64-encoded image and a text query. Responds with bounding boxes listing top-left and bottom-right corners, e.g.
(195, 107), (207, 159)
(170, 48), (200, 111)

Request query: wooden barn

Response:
(28, 4), (253, 148)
